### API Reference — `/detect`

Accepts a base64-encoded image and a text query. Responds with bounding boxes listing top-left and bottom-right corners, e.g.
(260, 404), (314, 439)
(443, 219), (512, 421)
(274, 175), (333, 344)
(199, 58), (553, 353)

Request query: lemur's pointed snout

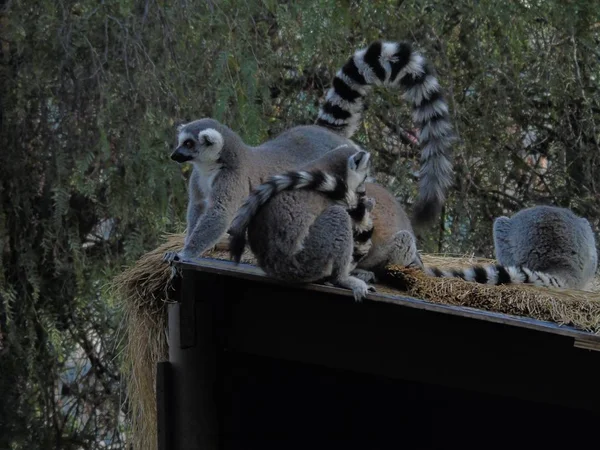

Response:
(170, 146), (194, 163)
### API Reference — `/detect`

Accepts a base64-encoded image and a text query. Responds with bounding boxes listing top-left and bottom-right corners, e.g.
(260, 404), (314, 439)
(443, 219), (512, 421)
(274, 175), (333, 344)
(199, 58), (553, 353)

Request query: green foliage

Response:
(1, 0), (599, 447)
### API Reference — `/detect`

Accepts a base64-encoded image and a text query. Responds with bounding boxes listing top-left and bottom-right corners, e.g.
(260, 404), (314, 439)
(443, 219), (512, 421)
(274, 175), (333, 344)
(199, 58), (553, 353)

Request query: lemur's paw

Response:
(162, 251), (181, 265)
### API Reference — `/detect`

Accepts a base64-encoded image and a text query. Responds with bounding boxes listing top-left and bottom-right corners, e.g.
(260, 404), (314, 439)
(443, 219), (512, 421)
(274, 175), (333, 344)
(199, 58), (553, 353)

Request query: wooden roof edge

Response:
(172, 256), (600, 348)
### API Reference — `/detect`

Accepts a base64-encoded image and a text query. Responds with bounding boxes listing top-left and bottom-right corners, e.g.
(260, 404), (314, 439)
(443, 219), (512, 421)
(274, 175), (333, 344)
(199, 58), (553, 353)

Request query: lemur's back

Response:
(246, 144), (360, 272)
(504, 205), (597, 279)
(248, 190), (332, 276)
(248, 125), (350, 183)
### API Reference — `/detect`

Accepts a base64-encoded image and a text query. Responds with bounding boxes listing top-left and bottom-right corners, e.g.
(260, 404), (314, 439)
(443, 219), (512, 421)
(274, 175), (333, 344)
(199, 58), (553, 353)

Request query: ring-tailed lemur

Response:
(424, 205), (598, 290)
(316, 40), (455, 226)
(228, 146), (376, 301)
(164, 40), (453, 263)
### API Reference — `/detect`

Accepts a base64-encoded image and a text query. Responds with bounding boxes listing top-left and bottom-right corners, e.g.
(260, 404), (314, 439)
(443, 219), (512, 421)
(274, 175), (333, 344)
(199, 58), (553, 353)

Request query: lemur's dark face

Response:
(171, 124), (224, 165)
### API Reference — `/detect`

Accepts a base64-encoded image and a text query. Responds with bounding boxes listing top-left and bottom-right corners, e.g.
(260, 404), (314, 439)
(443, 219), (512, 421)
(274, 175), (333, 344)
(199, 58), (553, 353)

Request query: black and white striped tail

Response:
(228, 170), (351, 263)
(348, 194), (375, 263)
(315, 40), (455, 225)
(425, 264), (566, 288)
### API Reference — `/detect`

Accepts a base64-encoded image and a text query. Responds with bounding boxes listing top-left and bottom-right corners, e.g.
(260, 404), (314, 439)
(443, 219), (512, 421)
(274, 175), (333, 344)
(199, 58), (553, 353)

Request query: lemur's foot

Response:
(351, 268), (377, 283)
(336, 276), (376, 302)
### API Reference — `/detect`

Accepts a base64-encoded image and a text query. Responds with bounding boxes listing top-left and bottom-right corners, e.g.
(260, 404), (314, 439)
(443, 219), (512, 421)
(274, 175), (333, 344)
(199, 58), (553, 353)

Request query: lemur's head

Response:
(171, 119), (224, 165)
(347, 150), (371, 194)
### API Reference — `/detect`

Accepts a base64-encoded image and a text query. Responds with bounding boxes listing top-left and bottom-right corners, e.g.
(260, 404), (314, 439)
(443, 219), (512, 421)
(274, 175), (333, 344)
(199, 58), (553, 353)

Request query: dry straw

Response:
(111, 233), (253, 450)
(112, 233), (600, 450)
(381, 264), (600, 333)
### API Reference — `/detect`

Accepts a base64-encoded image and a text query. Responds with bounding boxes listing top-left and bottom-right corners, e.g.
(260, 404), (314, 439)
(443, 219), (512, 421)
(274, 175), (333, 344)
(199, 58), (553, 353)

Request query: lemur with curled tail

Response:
(422, 206), (598, 290)
(228, 146), (377, 301)
(164, 40), (454, 263)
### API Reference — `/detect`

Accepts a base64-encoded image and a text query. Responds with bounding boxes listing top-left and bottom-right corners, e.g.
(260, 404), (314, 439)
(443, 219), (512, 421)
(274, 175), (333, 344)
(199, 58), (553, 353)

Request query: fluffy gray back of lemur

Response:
(315, 40), (455, 226)
(168, 40), (453, 261)
(424, 205), (598, 290)
(228, 144), (372, 263)
(237, 147), (376, 301)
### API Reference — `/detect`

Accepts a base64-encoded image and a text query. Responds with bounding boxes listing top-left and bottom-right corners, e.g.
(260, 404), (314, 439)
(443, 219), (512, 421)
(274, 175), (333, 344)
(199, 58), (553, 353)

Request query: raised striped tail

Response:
(425, 264), (566, 288)
(402, 56), (455, 226)
(315, 40), (455, 225)
(228, 170), (348, 263)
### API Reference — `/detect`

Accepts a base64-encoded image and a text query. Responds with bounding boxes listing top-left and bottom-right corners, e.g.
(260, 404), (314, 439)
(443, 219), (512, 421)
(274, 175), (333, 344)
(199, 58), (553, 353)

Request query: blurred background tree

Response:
(0, 0), (598, 447)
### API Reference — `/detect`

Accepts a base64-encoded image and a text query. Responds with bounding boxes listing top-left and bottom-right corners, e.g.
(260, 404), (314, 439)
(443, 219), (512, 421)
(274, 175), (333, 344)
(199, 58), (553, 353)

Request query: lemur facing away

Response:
(226, 147), (422, 285)
(228, 146), (377, 301)
(424, 205), (598, 290)
(164, 40), (454, 263)
(228, 144), (376, 275)
(228, 143), (374, 266)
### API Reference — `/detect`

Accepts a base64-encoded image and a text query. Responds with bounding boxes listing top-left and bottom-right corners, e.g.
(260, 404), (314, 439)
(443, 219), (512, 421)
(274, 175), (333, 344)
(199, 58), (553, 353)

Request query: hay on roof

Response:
(112, 232), (600, 450)
(380, 265), (600, 333)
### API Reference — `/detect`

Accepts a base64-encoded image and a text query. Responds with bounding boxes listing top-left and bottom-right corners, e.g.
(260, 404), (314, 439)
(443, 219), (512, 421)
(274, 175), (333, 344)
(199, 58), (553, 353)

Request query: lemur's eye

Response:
(184, 139), (194, 149)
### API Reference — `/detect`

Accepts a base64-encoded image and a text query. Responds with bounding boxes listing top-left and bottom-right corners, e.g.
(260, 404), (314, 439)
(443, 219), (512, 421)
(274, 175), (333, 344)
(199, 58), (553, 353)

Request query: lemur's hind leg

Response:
(410, 251), (425, 270)
(295, 205), (376, 301)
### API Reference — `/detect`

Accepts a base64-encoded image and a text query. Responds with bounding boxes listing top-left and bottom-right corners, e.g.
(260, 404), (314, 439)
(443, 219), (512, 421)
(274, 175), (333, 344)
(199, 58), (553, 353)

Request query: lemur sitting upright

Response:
(228, 146), (380, 301)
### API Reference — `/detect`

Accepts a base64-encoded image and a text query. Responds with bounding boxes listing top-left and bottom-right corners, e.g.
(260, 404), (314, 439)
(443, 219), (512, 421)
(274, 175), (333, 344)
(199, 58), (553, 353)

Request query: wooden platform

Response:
(157, 257), (600, 450)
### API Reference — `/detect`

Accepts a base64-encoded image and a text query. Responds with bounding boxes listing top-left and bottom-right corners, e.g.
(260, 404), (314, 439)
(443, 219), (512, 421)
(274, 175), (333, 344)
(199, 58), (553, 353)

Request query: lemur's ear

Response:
(348, 153), (359, 171)
(196, 130), (217, 146)
(349, 150), (370, 170)
(198, 129), (224, 149)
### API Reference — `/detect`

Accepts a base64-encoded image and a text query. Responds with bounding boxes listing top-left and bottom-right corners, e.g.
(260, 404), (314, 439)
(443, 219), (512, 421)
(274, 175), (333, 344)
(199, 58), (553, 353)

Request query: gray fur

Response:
(493, 205), (597, 289)
(237, 147), (376, 301)
(315, 40), (456, 226)
(164, 118), (354, 262)
(227, 147), (374, 267)
(424, 205), (598, 290)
